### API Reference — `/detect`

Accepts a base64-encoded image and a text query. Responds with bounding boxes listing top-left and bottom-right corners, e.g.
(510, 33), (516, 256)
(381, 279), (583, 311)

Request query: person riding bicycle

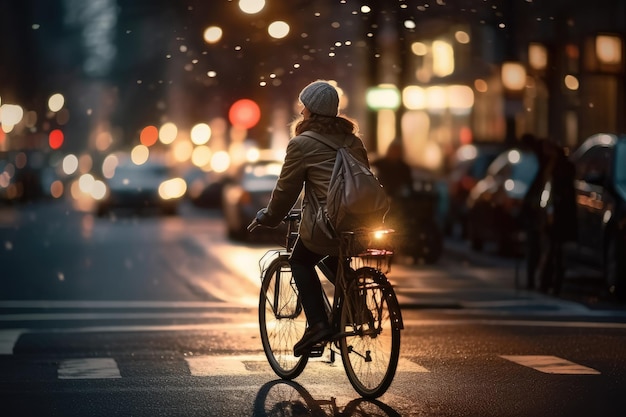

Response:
(253, 80), (372, 357)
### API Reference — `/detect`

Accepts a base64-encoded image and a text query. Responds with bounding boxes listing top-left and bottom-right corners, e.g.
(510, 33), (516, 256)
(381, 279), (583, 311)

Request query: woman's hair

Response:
(291, 113), (360, 137)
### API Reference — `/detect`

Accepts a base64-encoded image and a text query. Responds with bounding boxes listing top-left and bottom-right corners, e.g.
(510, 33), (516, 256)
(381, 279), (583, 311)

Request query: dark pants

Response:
(289, 239), (339, 327)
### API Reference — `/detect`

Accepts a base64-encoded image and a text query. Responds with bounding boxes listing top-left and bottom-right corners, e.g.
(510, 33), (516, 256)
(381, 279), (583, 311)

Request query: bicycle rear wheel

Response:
(259, 254), (308, 379)
(339, 267), (402, 398)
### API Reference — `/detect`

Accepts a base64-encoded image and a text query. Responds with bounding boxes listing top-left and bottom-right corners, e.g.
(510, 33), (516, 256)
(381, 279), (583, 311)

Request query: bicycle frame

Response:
(258, 211), (400, 334)
(253, 209), (403, 398)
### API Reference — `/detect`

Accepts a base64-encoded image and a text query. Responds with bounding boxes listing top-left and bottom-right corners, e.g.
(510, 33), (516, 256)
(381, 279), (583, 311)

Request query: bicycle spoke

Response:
(339, 267), (401, 398)
(259, 254), (308, 379)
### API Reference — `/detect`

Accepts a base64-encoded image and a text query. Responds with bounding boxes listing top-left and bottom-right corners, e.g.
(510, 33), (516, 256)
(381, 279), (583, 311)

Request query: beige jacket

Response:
(262, 130), (370, 255)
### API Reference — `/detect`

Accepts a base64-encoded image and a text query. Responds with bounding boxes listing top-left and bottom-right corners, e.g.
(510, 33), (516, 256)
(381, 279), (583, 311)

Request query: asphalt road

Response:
(1, 199), (625, 416)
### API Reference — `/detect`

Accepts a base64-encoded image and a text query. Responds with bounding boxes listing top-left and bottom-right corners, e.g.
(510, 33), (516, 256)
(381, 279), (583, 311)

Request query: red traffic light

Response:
(228, 99), (261, 129)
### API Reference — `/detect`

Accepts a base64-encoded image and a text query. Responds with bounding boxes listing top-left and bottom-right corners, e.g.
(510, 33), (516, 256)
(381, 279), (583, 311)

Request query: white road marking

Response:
(0, 329), (24, 354)
(0, 311), (255, 322)
(500, 355), (601, 374)
(184, 354), (428, 377)
(403, 318), (626, 329)
(186, 354), (268, 376)
(400, 358), (430, 373)
(0, 300), (240, 309)
(58, 358), (121, 379)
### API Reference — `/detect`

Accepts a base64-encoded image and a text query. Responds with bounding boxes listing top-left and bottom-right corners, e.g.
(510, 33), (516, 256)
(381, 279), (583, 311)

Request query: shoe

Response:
(293, 322), (333, 357)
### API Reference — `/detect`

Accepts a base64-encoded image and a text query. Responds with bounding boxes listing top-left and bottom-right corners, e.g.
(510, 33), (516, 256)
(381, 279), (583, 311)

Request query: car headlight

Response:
(158, 178), (187, 200)
(91, 180), (108, 200)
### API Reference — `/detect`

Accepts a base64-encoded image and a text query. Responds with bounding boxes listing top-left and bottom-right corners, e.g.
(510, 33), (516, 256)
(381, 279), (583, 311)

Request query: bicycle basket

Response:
(342, 228), (395, 274)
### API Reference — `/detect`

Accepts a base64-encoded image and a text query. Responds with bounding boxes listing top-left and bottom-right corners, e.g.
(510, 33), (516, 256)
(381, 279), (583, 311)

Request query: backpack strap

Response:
(301, 130), (351, 151)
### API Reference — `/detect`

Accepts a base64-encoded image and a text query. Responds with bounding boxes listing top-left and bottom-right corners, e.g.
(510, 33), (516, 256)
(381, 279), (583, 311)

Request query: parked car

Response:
(444, 142), (507, 237)
(184, 166), (226, 209)
(465, 147), (539, 254)
(222, 158), (299, 241)
(96, 156), (187, 217)
(568, 133), (626, 301)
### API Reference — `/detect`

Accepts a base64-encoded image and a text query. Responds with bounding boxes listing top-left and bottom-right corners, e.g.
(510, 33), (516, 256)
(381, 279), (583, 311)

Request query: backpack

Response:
(302, 131), (390, 237)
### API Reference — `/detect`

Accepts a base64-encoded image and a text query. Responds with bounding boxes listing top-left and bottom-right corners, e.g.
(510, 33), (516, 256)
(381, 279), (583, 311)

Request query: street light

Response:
(366, 84), (400, 153)
(501, 62), (527, 92)
(501, 61), (527, 143)
(595, 35), (622, 66)
(528, 43), (548, 71)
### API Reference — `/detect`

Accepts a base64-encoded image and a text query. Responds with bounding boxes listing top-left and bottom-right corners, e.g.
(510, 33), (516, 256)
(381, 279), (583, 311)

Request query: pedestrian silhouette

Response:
(537, 143), (577, 294)
(519, 133), (551, 290)
(371, 139), (413, 199)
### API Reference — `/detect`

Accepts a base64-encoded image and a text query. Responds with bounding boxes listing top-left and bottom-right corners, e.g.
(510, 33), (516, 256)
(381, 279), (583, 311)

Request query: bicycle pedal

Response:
(308, 343), (325, 358)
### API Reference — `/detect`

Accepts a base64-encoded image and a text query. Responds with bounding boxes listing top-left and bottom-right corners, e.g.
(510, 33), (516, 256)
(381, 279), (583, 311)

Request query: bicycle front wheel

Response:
(339, 267), (401, 398)
(259, 254), (308, 379)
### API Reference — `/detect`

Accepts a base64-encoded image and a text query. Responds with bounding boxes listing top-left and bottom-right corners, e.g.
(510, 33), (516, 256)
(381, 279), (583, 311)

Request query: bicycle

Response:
(248, 209), (403, 398)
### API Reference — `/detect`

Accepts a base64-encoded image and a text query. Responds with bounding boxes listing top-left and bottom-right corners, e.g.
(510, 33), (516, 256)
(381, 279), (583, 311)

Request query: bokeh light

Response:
(158, 178), (187, 200)
(50, 180), (64, 199)
(49, 129), (64, 149)
(159, 122), (178, 144)
(228, 99), (261, 129)
(48, 93), (65, 112)
(238, 0), (265, 14)
(203, 26), (223, 44)
(131, 144), (150, 165)
(102, 154), (119, 179)
(62, 154), (79, 175)
(190, 123), (211, 145)
(191, 145), (212, 167)
(172, 139), (193, 163)
(211, 151), (230, 173)
(0, 104), (24, 127)
(268, 21), (289, 39)
(140, 125), (159, 146)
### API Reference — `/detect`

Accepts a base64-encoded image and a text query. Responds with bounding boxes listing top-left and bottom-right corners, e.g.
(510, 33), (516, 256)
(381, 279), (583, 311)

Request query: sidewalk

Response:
(388, 237), (621, 317)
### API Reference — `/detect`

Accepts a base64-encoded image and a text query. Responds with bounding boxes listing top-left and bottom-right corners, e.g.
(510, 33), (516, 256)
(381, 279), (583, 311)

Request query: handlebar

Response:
(247, 209), (301, 233)
(247, 219), (259, 232)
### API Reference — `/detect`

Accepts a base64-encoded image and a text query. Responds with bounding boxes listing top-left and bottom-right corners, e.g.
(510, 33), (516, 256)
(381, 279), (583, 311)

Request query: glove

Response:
(255, 208), (269, 225)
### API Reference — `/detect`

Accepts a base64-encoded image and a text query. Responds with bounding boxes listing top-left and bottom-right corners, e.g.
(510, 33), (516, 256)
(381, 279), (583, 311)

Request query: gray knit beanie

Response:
(298, 80), (339, 117)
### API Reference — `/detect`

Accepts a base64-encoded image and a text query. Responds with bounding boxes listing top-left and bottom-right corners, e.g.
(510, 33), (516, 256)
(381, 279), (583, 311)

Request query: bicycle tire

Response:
(343, 397), (402, 417)
(252, 380), (319, 417)
(339, 267), (401, 398)
(258, 254), (309, 379)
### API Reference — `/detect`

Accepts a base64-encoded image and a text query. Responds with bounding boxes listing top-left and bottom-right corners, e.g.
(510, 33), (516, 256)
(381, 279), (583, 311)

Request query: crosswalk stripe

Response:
(400, 358), (430, 373)
(186, 354), (268, 376)
(58, 358), (122, 379)
(0, 311), (255, 322)
(0, 329), (23, 354)
(500, 355), (601, 374)
(4, 353), (606, 379)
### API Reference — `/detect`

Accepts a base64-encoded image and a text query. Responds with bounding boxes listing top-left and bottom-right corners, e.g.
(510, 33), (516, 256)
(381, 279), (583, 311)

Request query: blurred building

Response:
(366, 0), (624, 171)
(1, 0), (624, 174)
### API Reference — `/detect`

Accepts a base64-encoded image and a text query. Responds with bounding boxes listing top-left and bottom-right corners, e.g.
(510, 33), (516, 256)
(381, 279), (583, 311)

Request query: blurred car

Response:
(0, 150), (47, 203)
(465, 147), (539, 254)
(444, 142), (507, 237)
(568, 133), (626, 301)
(222, 158), (292, 241)
(184, 166), (226, 209)
(380, 166), (445, 264)
(96, 156), (187, 217)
